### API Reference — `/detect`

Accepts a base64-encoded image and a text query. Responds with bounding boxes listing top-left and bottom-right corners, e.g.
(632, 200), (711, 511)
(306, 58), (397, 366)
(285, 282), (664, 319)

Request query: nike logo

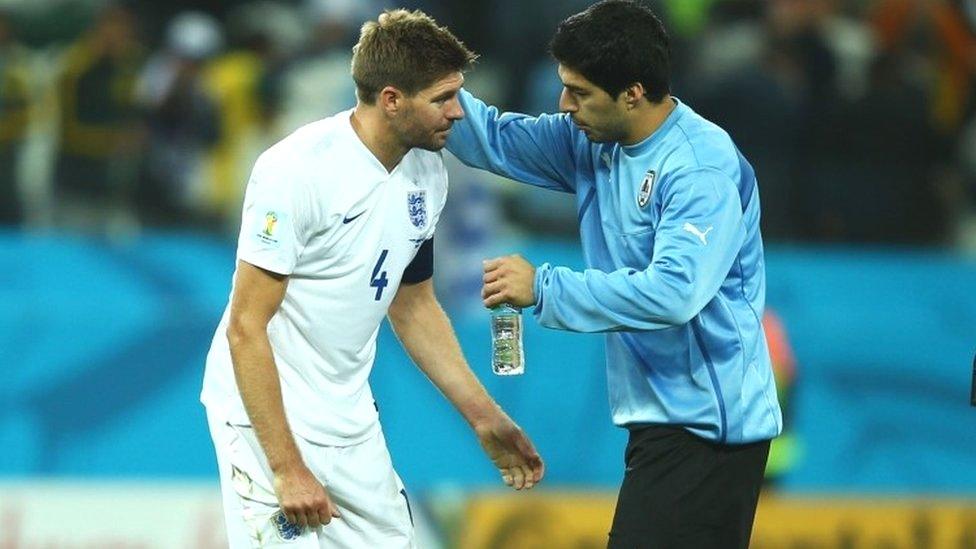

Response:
(343, 211), (366, 224)
(683, 222), (713, 245)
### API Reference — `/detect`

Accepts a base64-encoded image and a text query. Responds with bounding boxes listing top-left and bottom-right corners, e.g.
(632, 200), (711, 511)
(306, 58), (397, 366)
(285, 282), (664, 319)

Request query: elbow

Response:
(386, 299), (408, 329)
(657, 291), (701, 326)
(225, 322), (243, 349)
(225, 317), (258, 349)
(647, 270), (705, 325)
(662, 306), (698, 326)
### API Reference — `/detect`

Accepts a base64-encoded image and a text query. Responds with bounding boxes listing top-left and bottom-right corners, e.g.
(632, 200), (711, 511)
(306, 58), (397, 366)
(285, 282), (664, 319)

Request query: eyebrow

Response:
(564, 84), (588, 94)
(431, 90), (457, 102)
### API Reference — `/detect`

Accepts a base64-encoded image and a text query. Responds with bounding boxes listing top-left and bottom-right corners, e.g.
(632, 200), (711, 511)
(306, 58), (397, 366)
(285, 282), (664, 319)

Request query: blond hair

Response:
(352, 9), (477, 104)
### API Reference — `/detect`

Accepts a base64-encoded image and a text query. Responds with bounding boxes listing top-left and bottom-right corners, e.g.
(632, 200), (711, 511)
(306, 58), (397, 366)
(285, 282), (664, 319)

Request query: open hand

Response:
(474, 412), (545, 490)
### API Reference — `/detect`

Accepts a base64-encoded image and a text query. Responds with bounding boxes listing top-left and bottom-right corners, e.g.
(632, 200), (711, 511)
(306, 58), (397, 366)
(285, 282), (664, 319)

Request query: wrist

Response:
(267, 446), (306, 475)
(459, 395), (501, 429)
(270, 459), (306, 477)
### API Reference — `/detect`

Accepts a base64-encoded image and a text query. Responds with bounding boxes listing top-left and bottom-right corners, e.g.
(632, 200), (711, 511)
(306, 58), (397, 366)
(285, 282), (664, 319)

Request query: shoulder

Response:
(254, 111), (354, 188)
(654, 105), (742, 198)
(272, 111), (352, 160)
(664, 100), (740, 176)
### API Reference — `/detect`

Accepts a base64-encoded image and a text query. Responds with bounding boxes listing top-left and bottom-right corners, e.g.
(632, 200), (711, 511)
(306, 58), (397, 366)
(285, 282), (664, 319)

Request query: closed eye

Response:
(565, 86), (588, 98)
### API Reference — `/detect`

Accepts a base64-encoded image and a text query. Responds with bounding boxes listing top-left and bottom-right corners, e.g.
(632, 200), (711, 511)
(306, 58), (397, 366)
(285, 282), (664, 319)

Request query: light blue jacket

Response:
(447, 90), (781, 444)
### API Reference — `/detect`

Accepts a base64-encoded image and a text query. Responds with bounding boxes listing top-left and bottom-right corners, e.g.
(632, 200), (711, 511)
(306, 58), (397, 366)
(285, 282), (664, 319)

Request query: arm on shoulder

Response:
(447, 88), (581, 193)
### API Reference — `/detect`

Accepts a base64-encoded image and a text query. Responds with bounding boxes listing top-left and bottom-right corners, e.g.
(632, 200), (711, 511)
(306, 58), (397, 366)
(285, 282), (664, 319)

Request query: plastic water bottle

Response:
(490, 303), (524, 375)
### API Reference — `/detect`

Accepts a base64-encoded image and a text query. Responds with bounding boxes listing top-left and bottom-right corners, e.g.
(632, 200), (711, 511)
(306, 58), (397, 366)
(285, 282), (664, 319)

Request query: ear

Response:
(621, 83), (646, 109)
(378, 86), (404, 115)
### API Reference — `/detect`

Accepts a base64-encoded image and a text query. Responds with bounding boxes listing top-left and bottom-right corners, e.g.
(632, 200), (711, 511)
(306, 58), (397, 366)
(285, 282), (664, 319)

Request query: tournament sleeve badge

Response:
(637, 170), (655, 208)
(263, 212), (278, 237)
(252, 209), (292, 249)
(407, 190), (428, 229)
(255, 210), (282, 246)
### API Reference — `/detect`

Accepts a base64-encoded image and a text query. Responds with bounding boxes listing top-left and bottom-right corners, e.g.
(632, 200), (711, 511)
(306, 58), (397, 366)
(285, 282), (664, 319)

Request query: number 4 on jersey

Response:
(370, 249), (389, 300)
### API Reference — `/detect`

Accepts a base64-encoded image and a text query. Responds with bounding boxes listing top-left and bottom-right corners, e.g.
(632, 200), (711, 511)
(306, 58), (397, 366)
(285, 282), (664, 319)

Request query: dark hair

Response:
(352, 9), (477, 104)
(550, 0), (670, 102)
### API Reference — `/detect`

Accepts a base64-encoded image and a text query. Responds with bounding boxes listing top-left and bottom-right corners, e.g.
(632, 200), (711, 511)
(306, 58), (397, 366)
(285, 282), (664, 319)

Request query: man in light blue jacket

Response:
(447, 1), (782, 547)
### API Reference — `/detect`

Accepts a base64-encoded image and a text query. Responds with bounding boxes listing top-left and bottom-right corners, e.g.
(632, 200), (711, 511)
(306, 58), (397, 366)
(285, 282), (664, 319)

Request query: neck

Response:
(350, 105), (408, 172)
(622, 94), (676, 146)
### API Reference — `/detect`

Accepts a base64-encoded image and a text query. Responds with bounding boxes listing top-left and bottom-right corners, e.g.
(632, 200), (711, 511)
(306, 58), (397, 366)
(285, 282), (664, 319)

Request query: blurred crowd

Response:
(0, 0), (974, 246)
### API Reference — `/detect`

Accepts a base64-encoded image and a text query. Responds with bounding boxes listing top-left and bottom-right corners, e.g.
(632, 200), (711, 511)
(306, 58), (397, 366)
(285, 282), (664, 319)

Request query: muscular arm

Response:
(388, 278), (544, 490)
(226, 260), (298, 473)
(226, 259), (339, 528)
(388, 278), (495, 425)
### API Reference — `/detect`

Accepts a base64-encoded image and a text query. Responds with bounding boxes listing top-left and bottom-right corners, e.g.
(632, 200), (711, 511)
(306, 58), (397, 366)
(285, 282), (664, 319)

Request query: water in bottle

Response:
(490, 303), (524, 375)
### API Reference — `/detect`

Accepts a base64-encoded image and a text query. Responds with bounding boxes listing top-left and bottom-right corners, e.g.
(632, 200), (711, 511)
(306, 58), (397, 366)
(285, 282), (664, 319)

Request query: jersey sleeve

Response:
(236, 153), (312, 275)
(446, 89), (579, 193)
(532, 167), (746, 332)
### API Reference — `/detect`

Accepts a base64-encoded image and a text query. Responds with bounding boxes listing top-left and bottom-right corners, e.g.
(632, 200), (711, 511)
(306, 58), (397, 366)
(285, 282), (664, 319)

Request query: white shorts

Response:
(207, 412), (417, 548)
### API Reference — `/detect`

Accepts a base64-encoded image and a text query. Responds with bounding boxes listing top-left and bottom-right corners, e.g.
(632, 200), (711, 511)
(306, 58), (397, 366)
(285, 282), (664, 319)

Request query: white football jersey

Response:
(201, 110), (448, 445)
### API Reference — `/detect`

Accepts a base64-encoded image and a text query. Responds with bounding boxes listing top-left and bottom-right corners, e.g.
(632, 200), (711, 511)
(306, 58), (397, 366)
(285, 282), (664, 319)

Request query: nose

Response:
(446, 96), (464, 120)
(559, 88), (576, 113)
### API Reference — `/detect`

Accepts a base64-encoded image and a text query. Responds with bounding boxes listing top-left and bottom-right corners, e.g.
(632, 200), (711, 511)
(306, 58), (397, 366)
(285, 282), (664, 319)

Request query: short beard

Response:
(400, 128), (442, 151)
(392, 114), (444, 152)
(584, 127), (626, 144)
(577, 114), (628, 143)
(415, 142), (443, 152)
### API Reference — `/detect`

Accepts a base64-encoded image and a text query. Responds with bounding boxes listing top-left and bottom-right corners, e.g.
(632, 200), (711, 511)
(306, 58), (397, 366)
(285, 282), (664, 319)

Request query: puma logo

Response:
(683, 222), (713, 245)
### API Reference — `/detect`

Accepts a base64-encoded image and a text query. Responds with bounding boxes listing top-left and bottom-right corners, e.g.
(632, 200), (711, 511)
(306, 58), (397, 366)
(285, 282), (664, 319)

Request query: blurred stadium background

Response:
(1, 0), (975, 547)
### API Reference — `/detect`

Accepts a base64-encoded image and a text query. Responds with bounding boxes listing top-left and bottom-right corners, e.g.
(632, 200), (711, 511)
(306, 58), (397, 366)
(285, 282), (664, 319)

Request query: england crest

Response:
(637, 170), (655, 208)
(407, 190), (428, 229)
(271, 510), (304, 541)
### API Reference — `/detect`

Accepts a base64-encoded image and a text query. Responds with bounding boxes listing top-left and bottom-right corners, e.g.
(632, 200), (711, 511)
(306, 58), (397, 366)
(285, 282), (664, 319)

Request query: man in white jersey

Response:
(200, 10), (544, 548)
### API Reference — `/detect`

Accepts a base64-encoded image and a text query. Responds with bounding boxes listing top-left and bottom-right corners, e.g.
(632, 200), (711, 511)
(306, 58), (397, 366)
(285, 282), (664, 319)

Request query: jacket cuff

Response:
(532, 262), (551, 317)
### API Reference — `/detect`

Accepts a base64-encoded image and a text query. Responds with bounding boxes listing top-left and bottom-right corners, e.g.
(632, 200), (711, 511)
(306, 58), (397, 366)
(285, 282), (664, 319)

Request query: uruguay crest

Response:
(637, 170), (655, 208)
(407, 190), (428, 229)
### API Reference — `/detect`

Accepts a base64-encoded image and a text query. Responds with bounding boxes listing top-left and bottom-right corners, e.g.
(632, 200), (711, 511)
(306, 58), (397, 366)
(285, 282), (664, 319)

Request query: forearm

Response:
(533, 263), (705, 332)
(535, 169), (747, 332)
(389, 297), (498, 427)
(228, 329), (304, 473)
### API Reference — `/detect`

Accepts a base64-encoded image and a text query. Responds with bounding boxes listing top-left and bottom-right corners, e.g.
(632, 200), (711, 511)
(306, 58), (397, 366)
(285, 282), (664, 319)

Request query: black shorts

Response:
(608, 425), (770, 549)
